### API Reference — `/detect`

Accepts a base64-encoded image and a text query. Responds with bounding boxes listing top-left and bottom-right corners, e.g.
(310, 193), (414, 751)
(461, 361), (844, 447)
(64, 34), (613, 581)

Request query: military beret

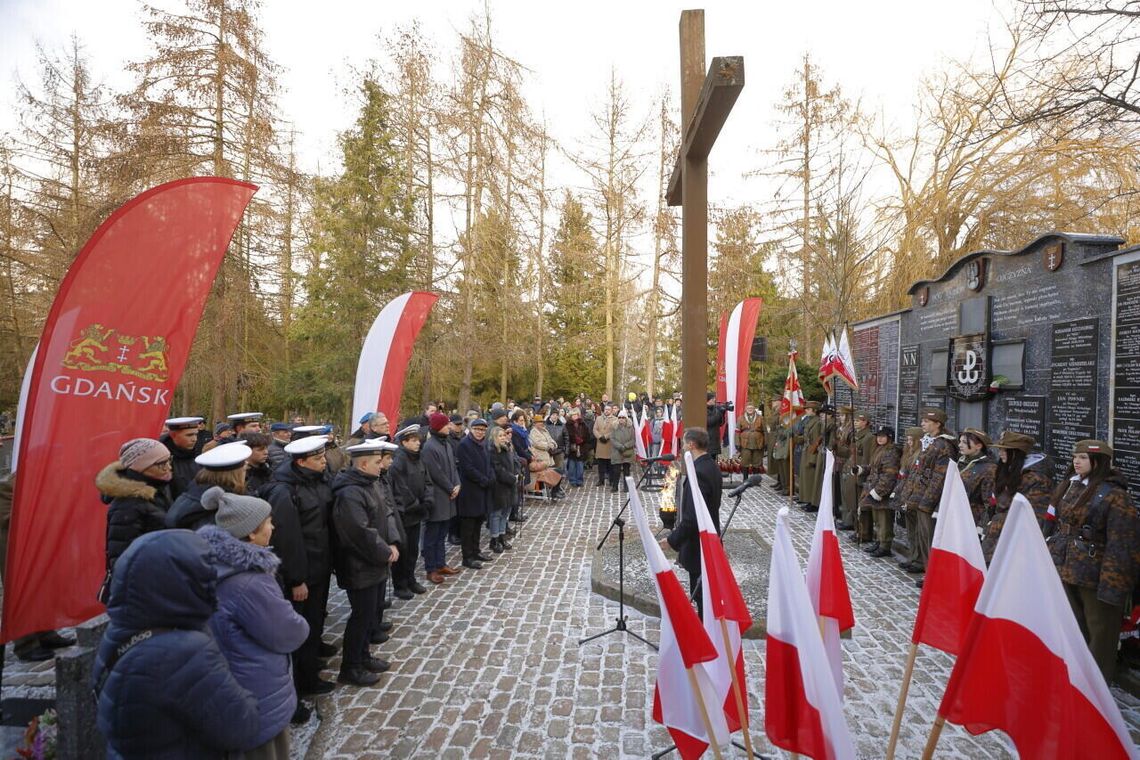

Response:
(1074, 439), (1113, 457)
(195, 442), (251, 471)
(359, 411), (376, 424)
(269, 422), (292, 432)
(992, 430), (1034, 452)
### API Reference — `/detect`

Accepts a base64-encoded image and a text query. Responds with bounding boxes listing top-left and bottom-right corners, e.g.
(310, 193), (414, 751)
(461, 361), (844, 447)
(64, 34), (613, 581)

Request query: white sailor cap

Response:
(165, 416), (203, 430)
(345, 439), (399, 457)
(284, 436), (327, 457)
(195, 442), (252, 471)
(227, 412), (263, 423)
(394, 424), (421, 442)
(292, 425), (328, 436)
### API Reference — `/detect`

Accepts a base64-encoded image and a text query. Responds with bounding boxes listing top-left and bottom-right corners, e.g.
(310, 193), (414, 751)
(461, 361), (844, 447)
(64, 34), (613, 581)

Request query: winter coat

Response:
(981, 455), (1053, 563)
(565, 418), (594, 460)
(706, 405), (726, 457)
(330, 467), (397, 589)
(1050, 472), (1140, 606)
(160, 434), (200, 500)
(860, 442), (900, 512)
(93, 530), (261, 760)
(736, 413), (766, 451)
(245, 462), (273, 497)
(545, 416), (566, 449)
(389, 447), (431, 527)
(509, 423), (532, 466)
(529, 425), (558, 468)
(456, 434), (494, 518)
(165, 482), (215, 531)
(267, 439), (288, 469)
(610, 422), (637, 465)
(959, 453), (997, 525)
(197, 526), (308, 747)
(650, 418), (665, 445)
(910, 434), (958, 514)
(96, 462), (172, 572)
(422, 431), (459, 522)
(324, 444), (348, 476)
(490, 444), (519, 511)
(593, 415), (617, 459)
(261, 460), (334, 589)
(668, 452), (722, 577)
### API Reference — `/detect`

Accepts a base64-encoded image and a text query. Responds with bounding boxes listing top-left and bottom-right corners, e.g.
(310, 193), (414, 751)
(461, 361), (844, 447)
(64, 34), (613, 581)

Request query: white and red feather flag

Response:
(684, 451), (753, 736)
(805, 450), (855, 697)
(724, 297), (763, 457)
(627, 479), (731, 758)
(661, 403), (676, 458)
(352, 291), (438, 427)
(818, 333), (838, 397)
(834, 326), (858, 390)
(911, 464), (986, 655)
(766, 507), (857, 760)
(934, 494), (1138, 760)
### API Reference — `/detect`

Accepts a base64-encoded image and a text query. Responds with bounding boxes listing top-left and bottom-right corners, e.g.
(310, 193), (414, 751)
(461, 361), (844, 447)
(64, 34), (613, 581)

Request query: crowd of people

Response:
(765, 400), (1140, 684)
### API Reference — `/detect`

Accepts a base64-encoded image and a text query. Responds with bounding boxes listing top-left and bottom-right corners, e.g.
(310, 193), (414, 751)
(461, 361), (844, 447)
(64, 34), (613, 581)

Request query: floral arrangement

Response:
(17, 709), (57, 760)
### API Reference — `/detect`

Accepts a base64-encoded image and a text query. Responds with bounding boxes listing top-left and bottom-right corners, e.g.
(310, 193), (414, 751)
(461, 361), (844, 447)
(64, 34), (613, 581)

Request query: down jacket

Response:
(96, 462), (171, 571)
(93, 530), (261, 759)
(389, 447), (431, 527)
(261, 460), (334, 589)
(197, 525), (309, 747)
(330, 467), (399, 589)
(164, 481), (215, 531)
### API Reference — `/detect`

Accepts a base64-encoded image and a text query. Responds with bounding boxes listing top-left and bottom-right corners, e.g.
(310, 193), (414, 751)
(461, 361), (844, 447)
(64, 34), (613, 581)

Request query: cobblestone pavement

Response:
(4, 472), (1139, 758)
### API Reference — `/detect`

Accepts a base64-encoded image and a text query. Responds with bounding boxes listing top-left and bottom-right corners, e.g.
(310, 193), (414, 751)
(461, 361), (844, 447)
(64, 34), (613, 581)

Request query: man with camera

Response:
(705, 392), (730, 459)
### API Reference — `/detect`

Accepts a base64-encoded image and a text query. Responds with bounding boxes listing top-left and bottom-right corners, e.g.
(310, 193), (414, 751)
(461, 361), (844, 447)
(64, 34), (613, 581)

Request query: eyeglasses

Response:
(150, 459), (173, 470)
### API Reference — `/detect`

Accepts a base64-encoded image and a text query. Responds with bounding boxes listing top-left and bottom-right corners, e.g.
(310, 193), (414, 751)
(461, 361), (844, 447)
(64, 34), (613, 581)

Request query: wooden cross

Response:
(669, 9), (745, 432)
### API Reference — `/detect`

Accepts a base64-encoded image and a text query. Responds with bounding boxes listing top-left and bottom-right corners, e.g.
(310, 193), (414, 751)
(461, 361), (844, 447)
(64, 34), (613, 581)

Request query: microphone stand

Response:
(578, 463), (658, 650)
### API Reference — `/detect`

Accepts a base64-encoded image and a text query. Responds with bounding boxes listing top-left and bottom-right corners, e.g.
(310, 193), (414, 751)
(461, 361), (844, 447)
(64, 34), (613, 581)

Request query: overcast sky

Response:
(1, 0), (1016, 255)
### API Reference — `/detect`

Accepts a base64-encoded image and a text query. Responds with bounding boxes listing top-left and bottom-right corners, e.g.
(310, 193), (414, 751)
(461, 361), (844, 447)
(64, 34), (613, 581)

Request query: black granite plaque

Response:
(899, 344), (919, 429)
(1003, 395), (1046, 442)
(1113, 260), (1140, 493)
(1049, 318), (1099, 480)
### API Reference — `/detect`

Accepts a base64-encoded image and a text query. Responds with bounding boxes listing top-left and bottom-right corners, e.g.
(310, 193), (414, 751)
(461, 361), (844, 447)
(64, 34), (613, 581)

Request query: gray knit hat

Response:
(201, 486), (271, 539)
(119, 438), (169, 473)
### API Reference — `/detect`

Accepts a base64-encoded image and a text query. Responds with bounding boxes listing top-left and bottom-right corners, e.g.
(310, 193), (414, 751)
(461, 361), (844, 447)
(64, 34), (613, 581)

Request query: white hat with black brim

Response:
(227, 412), (263, 423)
(165, 416), (203, 430)
(284, 436), (328, 457)
(345, 439), (398, 457)
(195, 442), (252, 471)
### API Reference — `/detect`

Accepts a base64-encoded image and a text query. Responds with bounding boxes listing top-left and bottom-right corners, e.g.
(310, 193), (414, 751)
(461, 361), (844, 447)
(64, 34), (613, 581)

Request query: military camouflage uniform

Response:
(1050, 472), (1140, 682)
(907, 433), (957, 569)
(861, 441), (901, 553)
(958, 452), (997, 526)
(980, 457), (1052, 564)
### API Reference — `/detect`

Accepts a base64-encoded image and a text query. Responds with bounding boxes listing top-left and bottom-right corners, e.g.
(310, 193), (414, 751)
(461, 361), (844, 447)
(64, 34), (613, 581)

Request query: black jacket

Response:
(490, 444), (519, 510)
(96, 463), (172, 571)
(667, 452), (723, 576)
(422, 431), (459, 522)
(160, 434), (200, 500)
(262, 460), (333, 589)
(246, 462), (273, 497)
(165, 482), (215, 531)
(456, 434), (494, 518)
(389, 447), (430, 527)
(330, 468), (398, 590)
(706, 406), (726, 457)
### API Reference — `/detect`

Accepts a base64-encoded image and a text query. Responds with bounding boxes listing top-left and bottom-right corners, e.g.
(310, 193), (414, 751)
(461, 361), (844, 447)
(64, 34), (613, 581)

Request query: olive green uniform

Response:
(840, 427), (875, 536)
(798, 413), (822, 507)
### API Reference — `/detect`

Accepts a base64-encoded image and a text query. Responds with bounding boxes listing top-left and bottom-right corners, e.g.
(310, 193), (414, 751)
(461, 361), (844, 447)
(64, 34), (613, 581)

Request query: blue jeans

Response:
(422, 520), (449, 572)
(567, 458), (584, 485)
(488, 505), (511, 536)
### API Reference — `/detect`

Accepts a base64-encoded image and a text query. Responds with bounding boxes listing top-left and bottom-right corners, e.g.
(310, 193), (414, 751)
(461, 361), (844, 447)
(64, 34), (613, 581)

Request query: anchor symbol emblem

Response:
(958, 349), (980, 384)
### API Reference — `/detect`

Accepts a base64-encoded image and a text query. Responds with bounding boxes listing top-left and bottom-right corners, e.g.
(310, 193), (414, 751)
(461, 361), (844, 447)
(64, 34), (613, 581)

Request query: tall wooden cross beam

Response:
(669, 9), (745, 433)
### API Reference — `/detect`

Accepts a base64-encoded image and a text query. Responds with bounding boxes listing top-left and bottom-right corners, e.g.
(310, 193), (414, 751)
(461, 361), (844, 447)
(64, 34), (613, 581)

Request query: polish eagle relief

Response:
(53, 323), (173, 406)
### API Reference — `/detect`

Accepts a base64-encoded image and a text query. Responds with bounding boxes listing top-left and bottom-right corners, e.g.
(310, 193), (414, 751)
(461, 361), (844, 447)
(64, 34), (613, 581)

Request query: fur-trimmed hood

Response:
(197, 524), (280, 576)
(95, 461), (159, 501)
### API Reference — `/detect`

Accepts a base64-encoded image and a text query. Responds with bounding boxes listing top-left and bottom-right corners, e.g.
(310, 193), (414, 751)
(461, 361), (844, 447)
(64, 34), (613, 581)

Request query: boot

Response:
(365, 656), (391, 673)
(393, 586), (414, 601)
(476, 550), (494, 562)
(491, 537), (504, 553)
(462, 559), (483, 570)
(337, 668), (381, 687)
(500, 537), (513, 550)
(409, 581), (428, 594)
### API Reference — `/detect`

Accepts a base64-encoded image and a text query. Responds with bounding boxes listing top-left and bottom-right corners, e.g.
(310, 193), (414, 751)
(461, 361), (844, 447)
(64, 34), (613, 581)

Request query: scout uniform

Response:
(860, 425), (901, 557)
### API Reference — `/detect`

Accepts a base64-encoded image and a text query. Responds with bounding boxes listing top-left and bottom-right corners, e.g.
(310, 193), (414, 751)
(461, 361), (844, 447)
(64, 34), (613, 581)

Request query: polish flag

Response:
(805, 450), (855, 698)
(661, 403), (675, 458)
(684, 451), (753, 734)
(936, 495), (1138, 759)
(910, 464), (986, 656)
(834, 326), (858, 391)
(766, 507), (857, 760)
(724, 297), (763, 458)
(818, 333), (838, 397)
(352, 291), (439, 427)
(630, 398), (648, 461)
(627, 480), (731, 758)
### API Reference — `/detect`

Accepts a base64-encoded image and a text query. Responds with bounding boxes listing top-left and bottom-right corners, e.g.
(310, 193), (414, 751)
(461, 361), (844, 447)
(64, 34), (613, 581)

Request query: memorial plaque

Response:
(948, 333), (989, 401)
(1049, 318), (1099, 480)
(835, 319), (901, 433)
(1003, 395), (1046, 442)
(898, 344), (920, 429)
(1113, 259), (1140, 493)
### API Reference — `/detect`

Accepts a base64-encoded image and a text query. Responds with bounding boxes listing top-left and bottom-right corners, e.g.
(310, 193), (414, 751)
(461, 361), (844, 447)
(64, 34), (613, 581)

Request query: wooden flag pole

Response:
(685, 667), (725, 760)
(718, 618), (755, 760)
(920, 715), (946, 760)
(885, 642), (919, 760)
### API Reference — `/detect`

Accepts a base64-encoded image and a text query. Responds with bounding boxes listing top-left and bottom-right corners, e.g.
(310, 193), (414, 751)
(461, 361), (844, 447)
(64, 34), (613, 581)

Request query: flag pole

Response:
(718, 618), (755, 760)
(885, 642), (919, 760)
(684, 667), (725, 760)
(920, 715), (946, 760)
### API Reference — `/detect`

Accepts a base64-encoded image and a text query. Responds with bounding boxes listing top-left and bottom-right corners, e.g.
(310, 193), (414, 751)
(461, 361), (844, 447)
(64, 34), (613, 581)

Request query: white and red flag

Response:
(352, 291), (438, 427)
(818, 333), (838, 397)
(779, 350), (806, 425)
(724, 297), (763, 457)
(935, 494), (1138, 759)
(683, 451), (753, 735)
(766, 507), (857, 760)
(805, 450), (855, 697)
(834, 326), (858, 390)
(629, 397), (649, 460)
(661, 403), (676, 458)
(627, 479), (731, 758)
(910, 464), (986, 655)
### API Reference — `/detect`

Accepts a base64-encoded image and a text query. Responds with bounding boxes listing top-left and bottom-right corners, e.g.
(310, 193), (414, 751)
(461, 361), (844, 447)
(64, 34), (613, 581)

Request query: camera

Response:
(715, 400), (735, 412)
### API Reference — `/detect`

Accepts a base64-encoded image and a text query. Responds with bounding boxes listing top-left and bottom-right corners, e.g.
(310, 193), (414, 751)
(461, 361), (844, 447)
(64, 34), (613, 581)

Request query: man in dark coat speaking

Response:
(665, 427), (722, 615)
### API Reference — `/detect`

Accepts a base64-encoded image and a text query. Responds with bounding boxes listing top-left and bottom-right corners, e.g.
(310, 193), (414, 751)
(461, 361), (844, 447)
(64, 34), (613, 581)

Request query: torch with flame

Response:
(658, 464), (679, 529)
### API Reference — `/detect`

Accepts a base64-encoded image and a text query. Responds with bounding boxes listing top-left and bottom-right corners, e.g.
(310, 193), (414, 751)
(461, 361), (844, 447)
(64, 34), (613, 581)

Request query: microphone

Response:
(643, 454), (676, 463)
(727, 473), (764, 498)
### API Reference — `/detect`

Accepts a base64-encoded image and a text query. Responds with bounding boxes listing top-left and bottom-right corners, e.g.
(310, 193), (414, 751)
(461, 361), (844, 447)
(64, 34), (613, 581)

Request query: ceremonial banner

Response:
(351, 291), (439, 427)
(780, 350), (805, 424)
(4, 177), (257, 641)
(724, 298), (763, 457)
(835, 326), (858, 390)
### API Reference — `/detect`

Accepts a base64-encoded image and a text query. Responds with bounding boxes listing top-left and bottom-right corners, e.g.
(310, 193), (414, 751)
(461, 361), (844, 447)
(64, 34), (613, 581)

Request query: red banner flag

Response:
(4, 178), (256, 641)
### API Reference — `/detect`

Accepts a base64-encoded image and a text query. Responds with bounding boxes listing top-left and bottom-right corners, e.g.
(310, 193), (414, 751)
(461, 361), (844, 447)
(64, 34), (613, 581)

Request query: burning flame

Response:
(660, 464), (679, 512)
